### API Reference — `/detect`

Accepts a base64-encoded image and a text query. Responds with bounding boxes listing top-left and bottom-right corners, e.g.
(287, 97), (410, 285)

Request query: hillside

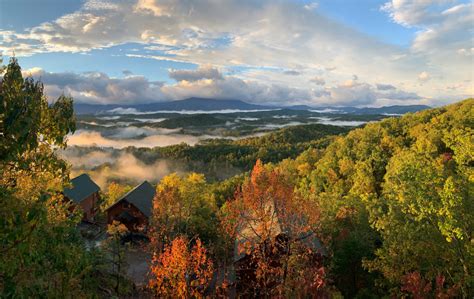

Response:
(276, 98), (473, 297)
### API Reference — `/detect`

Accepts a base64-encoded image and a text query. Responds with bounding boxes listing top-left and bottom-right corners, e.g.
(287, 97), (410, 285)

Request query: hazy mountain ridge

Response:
(74, 97), (273, 114)
(74, 97), (430, 115)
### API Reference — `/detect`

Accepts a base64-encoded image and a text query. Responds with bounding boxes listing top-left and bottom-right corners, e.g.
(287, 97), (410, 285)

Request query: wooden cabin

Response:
(63, 174), (101, 222)
(106, 181), (155, 233)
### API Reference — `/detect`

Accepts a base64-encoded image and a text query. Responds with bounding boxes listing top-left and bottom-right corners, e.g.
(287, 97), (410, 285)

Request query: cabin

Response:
(106, 181), (155, 233)
(63, 174), (101, 222)
(233, 200), (325, 295)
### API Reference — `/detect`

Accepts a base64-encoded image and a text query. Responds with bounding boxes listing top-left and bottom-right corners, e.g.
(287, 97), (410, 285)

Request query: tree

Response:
(103, 221), (129, 295)
(364, 147), (472, 295)
(290, 99), (473, 296)
(401, 272), (459, 299)
(149, 236), (214, 298)
(149, 173), (219, 253)
(101, 182), (132, 211)
(222, 160), (325, 297)
(0, 58), (98, 297)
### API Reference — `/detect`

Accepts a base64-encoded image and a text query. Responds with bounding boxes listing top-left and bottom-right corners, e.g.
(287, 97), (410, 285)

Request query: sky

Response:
(0, 0), (472, 107)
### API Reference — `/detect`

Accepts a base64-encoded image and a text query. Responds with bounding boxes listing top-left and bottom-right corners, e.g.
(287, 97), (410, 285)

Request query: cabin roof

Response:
(111, 181), (156, 218)
(64, 174), (100, 204)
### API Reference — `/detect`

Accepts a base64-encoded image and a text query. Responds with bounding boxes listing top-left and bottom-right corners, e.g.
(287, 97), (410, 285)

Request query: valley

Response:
(65, 99), (427, 187)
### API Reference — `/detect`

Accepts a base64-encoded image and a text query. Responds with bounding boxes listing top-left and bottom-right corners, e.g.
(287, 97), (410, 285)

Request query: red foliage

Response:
(401, 271), (458, 299)
(222, 159), (324, 296)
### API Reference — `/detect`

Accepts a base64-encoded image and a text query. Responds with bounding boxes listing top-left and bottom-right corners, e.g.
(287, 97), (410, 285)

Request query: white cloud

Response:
(418, 71), (431, 82)
(304, 2), (319, 11)
(381, 1), (473, 98)
(169, 65), (223, 82)
(2, 0), (471, 106)
(380, 0), (448, 27)
(20, 66), (424, 107)
(23, 67), (165, 104)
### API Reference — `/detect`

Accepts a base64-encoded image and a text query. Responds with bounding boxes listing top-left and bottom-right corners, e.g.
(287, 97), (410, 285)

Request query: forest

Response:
(1, 58), (473, 298)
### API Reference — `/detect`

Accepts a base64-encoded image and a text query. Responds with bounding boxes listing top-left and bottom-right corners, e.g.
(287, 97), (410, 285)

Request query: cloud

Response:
(310, 76), (325, 85)
(304, 2), (319, 11)
(4, 0), (470, 106)
(23, 67), (165, 104)
(322, 82), (376, 106)
(169, 65), (223, 82)
(162, 73), (317, 105)
(381, 0), (473, 98)
(312, 80), (422, 106)
(376, 83), (396, 90)
(380, 0), (446, 27)
(0, 0), (418, 82)
(418, 71), (431, 82)
(283, 70), (301, 76)
(19, 63), (426, 107)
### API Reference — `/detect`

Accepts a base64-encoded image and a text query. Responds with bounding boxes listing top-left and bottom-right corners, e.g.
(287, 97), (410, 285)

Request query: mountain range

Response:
(73, 97), (430, 115)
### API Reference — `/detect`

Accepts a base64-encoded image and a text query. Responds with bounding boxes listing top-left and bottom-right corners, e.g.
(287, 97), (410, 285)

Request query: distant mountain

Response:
(74, 97), (430, 115)
(332, 105), (431, 115)
(285, 105), (314, 110)
(74, 98), (273, 114)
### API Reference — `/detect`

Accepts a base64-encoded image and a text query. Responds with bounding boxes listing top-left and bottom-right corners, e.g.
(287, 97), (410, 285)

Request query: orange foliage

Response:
(222, 159), (324, 296)
(149, 236), (214, 298)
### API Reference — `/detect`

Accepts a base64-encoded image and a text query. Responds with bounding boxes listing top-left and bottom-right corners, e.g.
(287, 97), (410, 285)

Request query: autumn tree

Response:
(103, 221), (129, 295)
(101, 182), (132, 211)
(289, 99), (473, 296)
(0, 58), (100, 297)
(149, 173), (219, 253)
(401, 271), (459, 298)
(149, 236), (214, 298)
(222, 159), (324, 297)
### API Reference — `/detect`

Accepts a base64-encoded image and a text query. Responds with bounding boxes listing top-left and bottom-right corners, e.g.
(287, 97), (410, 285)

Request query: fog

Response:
(261, 122), (303, 129)
(68, 152), (180, 187)
(67, 130), (204, 148)
(237, 117), (259, 121)
(107, 108), (279, 115)
(104, 126), (181, 139)
(61, 147), (117, 169)
(134, 118), (167, 123)
(309, 117), (367, 127)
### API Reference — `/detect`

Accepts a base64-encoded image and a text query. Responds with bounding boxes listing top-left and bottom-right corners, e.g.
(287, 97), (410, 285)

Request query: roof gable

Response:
(64, 174), (100, 204)
(117, 181), (156, 218)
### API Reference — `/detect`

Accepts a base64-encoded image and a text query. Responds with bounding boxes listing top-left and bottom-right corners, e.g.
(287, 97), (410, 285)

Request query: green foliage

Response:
(103, 221), (131, 295)
(101, 182), (133, 211)
(287, 99), (473, 296)
(0, 58), (98, 297)
(0, 58), (75, 162)
(150, 173), (221, 252)
(131, 123), (347, 179)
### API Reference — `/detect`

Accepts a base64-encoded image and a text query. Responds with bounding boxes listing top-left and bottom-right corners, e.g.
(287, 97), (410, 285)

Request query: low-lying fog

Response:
(64, 148), (181, 187)
(64, 110), (376, 187)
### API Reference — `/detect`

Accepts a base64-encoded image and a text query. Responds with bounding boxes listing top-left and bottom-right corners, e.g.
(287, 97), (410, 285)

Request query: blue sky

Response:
(0, 0), (472, 106)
